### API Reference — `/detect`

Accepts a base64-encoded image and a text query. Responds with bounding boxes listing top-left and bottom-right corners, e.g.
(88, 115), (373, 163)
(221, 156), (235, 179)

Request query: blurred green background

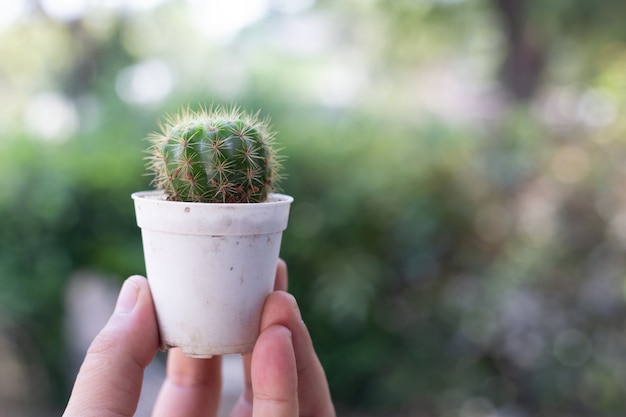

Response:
(2, 0), (626, 415)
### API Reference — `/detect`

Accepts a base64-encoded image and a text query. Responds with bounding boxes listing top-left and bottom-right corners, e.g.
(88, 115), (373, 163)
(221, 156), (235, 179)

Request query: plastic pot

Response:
(131, 191), (293, 358)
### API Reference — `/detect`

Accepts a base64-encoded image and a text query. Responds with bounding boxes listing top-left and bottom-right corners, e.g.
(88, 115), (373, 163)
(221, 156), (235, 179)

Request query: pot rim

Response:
(131, 190), (293, 206)
(132, 190), (293, 236)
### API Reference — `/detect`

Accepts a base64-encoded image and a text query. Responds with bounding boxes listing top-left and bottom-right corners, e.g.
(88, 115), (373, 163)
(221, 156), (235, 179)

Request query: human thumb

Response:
(63, 275), (160, 417)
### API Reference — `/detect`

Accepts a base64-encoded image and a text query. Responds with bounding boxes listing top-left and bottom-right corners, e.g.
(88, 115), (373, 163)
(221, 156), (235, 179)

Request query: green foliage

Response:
(275, 109), (626, 414)
(0, 128), (147, 407)
(148, 106), (280, 203)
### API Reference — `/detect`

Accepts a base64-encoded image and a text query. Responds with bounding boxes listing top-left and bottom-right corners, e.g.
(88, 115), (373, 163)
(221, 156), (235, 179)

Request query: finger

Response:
(251, 325), (298, 417)
(152, 348), (222, 417)
(274, 258), (288, 291)
(232, 259), (289, 417)
(261, 291), (335, 417)
(229, 353), (253, 417)
(63, 276), (159, 417)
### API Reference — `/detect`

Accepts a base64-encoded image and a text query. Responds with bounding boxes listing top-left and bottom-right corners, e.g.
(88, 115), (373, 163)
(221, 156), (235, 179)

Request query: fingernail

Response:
(115, 279), (139, 313)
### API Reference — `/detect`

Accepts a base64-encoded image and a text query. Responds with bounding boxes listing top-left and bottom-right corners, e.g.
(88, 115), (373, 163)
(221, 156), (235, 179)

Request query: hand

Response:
(63, 260), (335, 417)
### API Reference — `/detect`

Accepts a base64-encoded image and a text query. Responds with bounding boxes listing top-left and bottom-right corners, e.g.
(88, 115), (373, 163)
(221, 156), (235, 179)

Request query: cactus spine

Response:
(148, 106), (281, 203)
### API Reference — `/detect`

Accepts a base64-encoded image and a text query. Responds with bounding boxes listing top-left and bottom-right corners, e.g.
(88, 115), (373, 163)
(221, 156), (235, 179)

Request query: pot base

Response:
(163, 340), (255, 358)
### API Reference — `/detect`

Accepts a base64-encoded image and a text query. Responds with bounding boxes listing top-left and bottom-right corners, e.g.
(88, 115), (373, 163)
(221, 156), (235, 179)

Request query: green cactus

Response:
(147, 106), (281, 203)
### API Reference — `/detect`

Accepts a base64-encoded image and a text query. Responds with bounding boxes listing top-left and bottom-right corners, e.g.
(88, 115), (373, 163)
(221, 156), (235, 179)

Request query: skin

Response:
(63, 260), (336, 417)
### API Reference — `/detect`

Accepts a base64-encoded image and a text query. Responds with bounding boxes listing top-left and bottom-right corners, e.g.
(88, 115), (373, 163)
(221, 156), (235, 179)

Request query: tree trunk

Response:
(491, 0), (546, 102)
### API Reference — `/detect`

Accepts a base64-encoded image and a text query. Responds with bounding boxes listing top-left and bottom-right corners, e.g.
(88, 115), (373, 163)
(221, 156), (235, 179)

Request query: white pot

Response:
(131, 191), (293, 358)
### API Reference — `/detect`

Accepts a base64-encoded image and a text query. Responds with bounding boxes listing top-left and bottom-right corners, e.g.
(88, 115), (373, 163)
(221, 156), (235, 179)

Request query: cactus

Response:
(147, 106), (281, 203)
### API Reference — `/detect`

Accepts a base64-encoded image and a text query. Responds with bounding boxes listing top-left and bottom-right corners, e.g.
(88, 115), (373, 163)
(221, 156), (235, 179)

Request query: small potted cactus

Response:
(131, 106), (293, 358)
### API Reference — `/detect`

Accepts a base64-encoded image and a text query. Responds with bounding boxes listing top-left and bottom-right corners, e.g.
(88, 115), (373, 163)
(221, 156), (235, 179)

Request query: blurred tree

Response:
(491, 0), (545, 101)
(369, 0), (626, 102)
